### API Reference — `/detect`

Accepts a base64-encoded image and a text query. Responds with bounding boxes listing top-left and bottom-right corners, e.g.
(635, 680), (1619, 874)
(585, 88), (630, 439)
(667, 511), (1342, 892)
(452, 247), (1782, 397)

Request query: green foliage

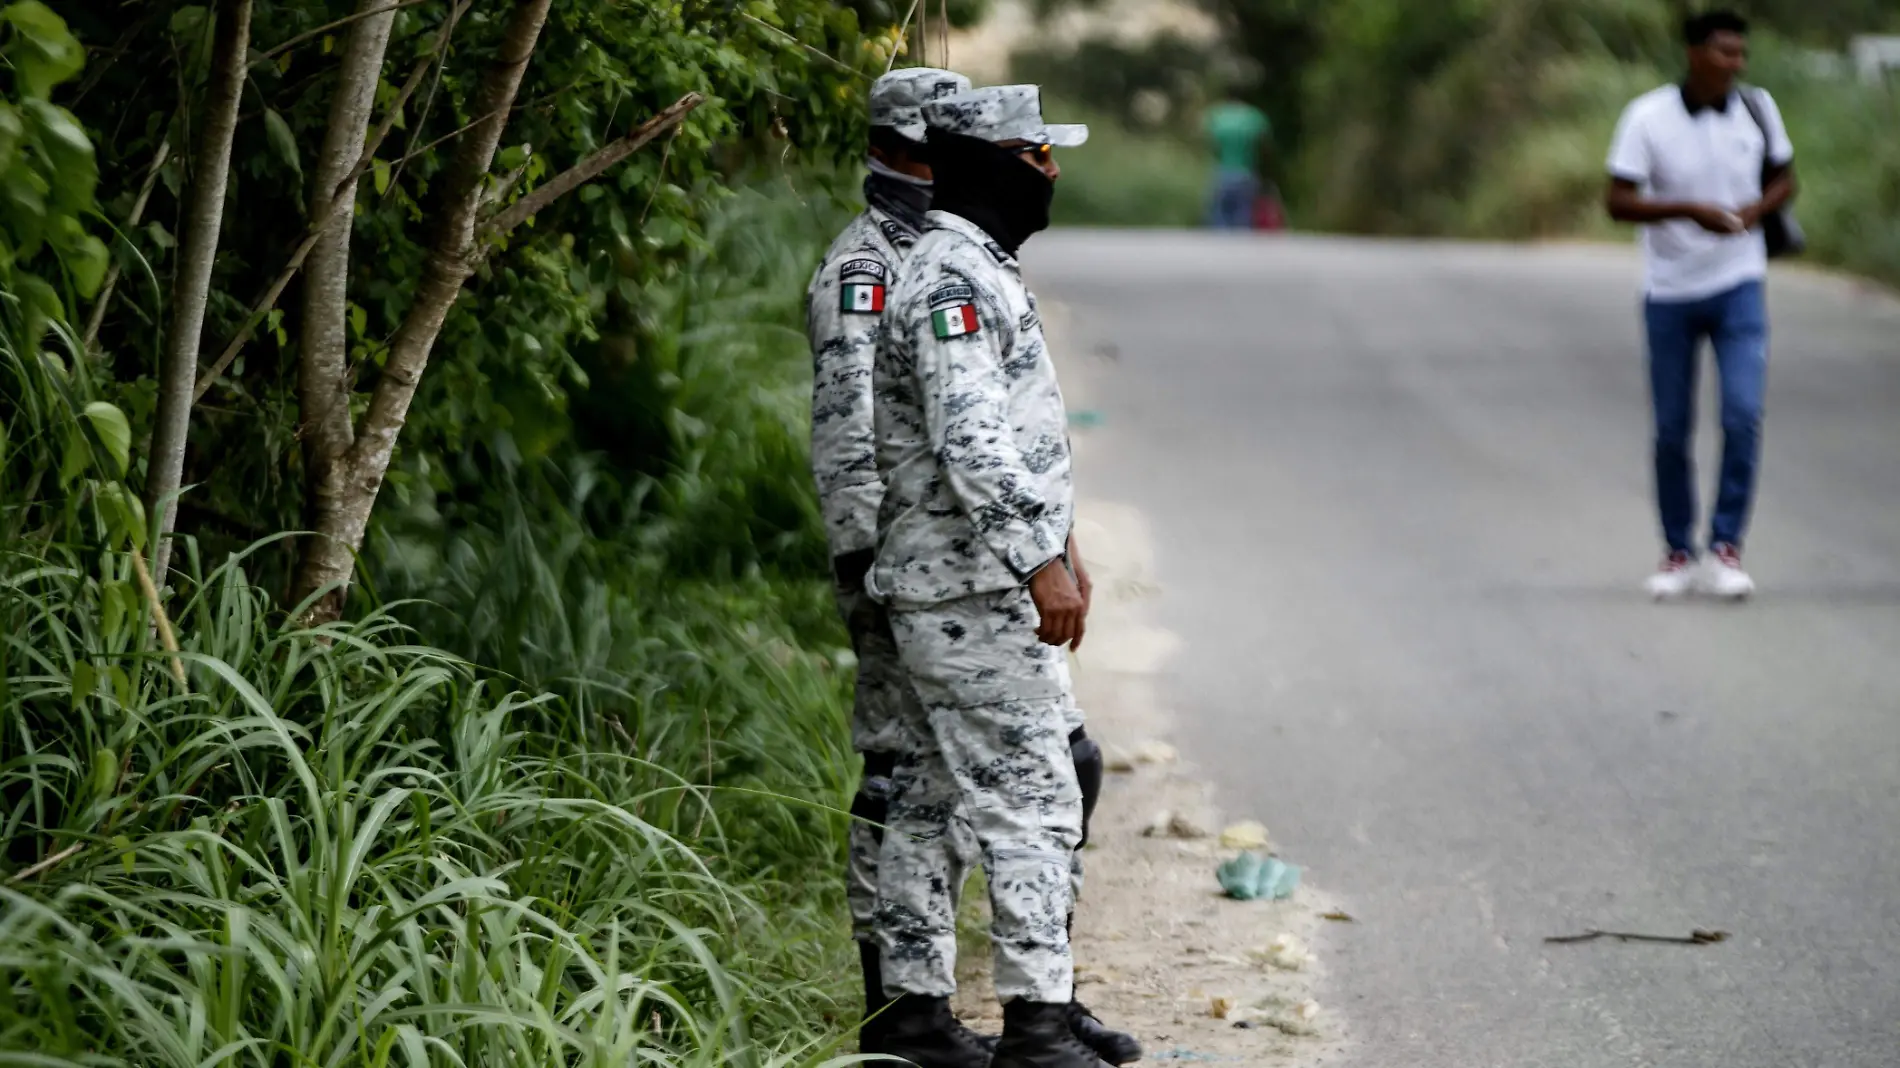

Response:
(0, 1), (136, 555)
(1011, 31), (1223, 133)
(1042, 98), (1211, 228)
(0, 2), (929, 1061)
(0, 138), (874, 1068)
(0, 530), (860, 1065)
(0, 3), (106, 324)
(58, 0), (894, 588)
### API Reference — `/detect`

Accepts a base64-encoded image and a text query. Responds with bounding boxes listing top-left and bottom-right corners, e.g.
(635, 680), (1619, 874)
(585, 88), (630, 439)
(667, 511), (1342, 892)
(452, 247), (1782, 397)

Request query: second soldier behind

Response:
(867, 84), (1140, 1068)
(805, 67), (989, 1058)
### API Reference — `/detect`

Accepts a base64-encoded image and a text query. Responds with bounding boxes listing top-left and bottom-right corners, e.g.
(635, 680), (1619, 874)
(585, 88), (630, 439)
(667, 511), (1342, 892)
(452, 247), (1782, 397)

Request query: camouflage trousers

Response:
(877, 585), (1085, 1004)
(838, 581), (980, 942)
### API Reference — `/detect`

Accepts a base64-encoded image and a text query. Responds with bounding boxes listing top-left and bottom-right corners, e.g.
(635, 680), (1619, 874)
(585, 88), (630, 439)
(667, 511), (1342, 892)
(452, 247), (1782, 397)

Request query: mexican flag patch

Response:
(931, 304), (979, 339)
(841, 282), (885, 313)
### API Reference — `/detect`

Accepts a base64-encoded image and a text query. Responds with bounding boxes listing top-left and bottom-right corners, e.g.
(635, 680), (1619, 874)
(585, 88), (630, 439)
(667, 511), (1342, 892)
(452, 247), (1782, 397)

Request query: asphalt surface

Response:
(1025, 232), (1900, 1068)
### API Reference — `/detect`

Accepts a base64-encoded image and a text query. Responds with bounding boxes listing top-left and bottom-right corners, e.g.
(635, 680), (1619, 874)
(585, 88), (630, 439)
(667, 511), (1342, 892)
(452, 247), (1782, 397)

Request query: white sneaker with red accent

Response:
(1702, 543), (1755, 600)
(1645, 551), (1698, 600)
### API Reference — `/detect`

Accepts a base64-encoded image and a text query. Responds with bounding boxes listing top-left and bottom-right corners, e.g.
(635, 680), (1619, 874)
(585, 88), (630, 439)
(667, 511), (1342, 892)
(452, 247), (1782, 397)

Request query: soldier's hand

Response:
(1067, 534), (1093, 618)
(1029, 559), (1087, 650)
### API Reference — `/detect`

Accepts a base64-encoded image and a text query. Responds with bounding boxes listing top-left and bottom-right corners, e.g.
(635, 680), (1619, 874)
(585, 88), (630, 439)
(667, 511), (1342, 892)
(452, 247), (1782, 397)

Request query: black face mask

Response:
(864, 166), (931, 233)
(926, 130), (1055, 255)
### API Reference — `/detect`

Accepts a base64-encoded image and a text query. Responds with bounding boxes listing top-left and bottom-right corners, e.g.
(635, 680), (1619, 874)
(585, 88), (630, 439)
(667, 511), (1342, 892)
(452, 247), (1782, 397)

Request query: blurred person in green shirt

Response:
(1203, 96), (1270, 229)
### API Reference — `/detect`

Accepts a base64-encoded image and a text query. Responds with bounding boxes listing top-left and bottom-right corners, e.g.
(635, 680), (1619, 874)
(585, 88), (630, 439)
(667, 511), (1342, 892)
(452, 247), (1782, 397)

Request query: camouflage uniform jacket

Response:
(867, 210), (1073, 608)
(807, 201), (927, 559)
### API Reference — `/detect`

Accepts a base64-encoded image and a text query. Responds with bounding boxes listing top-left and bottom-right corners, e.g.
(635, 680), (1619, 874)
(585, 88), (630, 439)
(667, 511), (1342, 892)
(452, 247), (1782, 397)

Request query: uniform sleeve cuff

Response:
(1004, 529), (1063, 582)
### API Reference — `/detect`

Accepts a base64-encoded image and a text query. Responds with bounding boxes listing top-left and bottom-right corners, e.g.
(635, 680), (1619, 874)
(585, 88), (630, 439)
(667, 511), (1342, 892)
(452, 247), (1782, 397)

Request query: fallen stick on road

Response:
(1545, 928), (1729, 946)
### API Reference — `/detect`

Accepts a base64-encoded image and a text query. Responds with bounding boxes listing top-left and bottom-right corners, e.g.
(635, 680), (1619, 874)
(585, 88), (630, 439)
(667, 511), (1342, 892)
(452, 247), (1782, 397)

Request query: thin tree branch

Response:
(292, 0), (556, 618)
(83, 139), (173, 350)
(382, 75), (585, 180)
(73, 12), (158, 106)
(147, 0), (251, 588)
(890, 0), (922, 74)
(638, 127), (678, 227)
(391, 0), (468, 188)
(739, 12), (867, 80)
(191, 0), (470, 403)
(483, 93), (704, 238)
(130, 546), (187, 687)
(9, 843), (84, 884)
(261, 0), (431, 60)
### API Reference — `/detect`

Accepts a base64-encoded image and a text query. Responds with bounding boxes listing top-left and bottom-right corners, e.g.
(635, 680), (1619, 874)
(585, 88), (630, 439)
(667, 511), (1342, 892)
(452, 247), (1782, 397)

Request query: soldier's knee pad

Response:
(853, 751), (898, 844)
(1070, 727), (1103, 848)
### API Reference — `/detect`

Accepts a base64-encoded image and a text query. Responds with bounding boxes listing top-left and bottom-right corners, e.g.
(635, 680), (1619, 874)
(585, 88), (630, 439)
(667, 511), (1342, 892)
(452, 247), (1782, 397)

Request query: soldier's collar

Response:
(925, 209), (1020, 268)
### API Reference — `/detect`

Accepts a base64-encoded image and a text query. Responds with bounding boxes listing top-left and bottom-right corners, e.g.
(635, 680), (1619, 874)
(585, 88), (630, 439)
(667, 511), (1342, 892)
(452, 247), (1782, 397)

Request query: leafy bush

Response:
(1043, 98), (1212, 228)
(1, 6), (887, 1061)
(0, 180), (868, 1065)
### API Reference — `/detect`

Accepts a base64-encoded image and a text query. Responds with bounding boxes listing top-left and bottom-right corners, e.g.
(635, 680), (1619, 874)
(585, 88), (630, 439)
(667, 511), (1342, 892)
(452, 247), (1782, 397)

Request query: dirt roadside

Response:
(947, 301), (1353, 1066)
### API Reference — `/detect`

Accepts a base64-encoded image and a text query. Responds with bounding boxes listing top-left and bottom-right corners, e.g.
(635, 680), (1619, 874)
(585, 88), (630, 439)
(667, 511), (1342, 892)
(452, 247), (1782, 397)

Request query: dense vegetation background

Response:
(1, 1), (944, 1062)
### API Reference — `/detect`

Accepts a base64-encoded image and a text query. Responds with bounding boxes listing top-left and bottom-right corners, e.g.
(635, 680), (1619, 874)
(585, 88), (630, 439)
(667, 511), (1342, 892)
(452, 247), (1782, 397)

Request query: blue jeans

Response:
(1206, 169), (1258, 229)
(1645, 280), (1768, 554)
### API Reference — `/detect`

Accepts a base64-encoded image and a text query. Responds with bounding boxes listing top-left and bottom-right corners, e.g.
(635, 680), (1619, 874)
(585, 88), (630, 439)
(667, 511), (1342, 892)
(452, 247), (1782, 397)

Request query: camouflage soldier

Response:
(805, 67), (990, 1058)
(867, 85), (1139, 1068)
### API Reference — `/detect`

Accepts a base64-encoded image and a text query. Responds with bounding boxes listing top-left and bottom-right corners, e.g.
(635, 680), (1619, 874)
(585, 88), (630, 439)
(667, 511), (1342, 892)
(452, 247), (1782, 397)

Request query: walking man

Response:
(867, 84), (1136, 1068)
(806, 66), (988, 1057)
(1606, 9), (1795, 600)
(1202, 92), (1270, 230)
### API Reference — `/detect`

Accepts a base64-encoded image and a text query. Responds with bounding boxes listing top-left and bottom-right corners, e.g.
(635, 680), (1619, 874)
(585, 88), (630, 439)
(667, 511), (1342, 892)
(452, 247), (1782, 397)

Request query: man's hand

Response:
(1689, 204), (1745, 234)
(1606, 180), (1746, 234)
(1029, 559), (1086, 650)
(1067, 534), (1093, 617)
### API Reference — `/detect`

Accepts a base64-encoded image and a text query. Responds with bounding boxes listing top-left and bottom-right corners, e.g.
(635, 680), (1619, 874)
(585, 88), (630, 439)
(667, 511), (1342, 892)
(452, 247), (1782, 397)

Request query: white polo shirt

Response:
(1606, 84), (1794, 302)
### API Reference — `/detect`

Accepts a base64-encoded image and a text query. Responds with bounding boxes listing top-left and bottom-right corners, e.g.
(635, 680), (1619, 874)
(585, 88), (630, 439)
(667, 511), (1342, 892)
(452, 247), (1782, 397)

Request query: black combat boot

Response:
(880, 993), (996, 1068)
(1067, 1001), (1141, 1065)
(991, 999), (1112, 1068)
(858, 942), (896, 1054)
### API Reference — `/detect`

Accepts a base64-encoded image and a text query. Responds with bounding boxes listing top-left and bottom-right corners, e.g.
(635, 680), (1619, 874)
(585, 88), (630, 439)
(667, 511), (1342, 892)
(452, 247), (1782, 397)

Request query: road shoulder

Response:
(950, 298), (1350, 1065)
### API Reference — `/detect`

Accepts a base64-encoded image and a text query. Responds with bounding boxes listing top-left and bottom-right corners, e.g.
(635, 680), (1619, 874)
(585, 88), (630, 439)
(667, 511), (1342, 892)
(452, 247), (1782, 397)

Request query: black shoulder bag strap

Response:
(1737, 85), (1804, 259)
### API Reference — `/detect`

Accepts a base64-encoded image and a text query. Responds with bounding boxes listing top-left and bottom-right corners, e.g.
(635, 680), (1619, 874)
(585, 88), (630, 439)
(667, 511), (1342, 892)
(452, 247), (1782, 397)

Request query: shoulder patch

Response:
(982, 241), (1011, 264)
(839, 257), (889, 282)
(880, 219), (915, 246)
(927, 283), (975, 308)
(840, 281), (885, 314)
(930, 303), (980, 340)
(839, 258), (888, 313)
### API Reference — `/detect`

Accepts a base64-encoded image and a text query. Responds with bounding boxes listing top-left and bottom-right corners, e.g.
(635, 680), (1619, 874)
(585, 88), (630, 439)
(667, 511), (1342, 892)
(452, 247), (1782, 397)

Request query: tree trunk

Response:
(296, 0), (395, 589)
(290, 0), (554, 621)
(145, 0), (251, 589)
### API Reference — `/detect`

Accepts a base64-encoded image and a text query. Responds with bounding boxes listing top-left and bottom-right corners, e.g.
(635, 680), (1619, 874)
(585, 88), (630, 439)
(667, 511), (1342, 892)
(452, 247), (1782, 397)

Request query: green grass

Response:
(0, 538), (856, 1066)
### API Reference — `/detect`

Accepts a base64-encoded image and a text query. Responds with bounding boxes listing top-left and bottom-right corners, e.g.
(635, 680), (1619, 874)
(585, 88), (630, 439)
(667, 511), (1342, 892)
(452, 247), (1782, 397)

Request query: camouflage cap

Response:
(922, 84), (1088, 148)
(869, 68), (973, 142)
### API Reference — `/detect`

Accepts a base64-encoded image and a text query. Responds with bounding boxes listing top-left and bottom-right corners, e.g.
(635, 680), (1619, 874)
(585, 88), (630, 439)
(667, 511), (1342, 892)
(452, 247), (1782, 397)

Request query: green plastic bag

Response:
(1217, 851), (1301, 901)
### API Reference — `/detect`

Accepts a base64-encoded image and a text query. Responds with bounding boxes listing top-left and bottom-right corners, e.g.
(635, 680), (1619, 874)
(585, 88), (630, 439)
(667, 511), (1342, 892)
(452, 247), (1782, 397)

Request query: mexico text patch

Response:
(840, 258), (889, 282)
(839, 258), (889, 313)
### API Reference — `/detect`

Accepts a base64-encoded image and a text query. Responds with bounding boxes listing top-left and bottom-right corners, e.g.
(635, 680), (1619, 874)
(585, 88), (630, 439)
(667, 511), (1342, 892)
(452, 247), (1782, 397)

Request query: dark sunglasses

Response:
(1015, 143), (1053, 166)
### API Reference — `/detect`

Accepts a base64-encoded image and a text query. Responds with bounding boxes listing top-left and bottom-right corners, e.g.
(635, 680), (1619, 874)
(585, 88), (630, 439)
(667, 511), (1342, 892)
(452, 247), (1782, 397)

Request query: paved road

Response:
(1027, 232), (1900, 1068)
